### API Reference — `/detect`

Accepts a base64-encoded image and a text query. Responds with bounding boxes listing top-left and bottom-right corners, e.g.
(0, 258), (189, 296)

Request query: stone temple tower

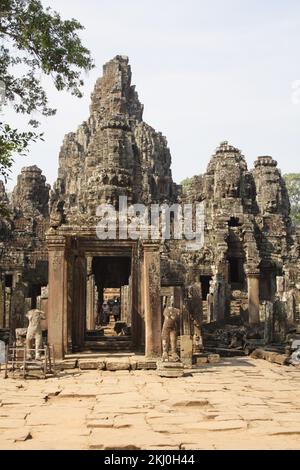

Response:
(50, 55), (177, 228)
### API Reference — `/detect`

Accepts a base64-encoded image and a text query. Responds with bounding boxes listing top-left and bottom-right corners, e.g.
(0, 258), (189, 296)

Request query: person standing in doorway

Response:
(101, 301), (110, 325)
(112, 298), (120, 322)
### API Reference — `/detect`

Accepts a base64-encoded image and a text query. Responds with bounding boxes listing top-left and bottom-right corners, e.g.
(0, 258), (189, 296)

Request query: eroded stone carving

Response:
(26, 309), (45, 360)
(162, 296), (181, 362)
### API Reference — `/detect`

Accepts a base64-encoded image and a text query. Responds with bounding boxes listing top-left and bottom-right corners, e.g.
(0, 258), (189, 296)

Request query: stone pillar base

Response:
(180, 334), (193, 366)
(156, 360), (184, 378)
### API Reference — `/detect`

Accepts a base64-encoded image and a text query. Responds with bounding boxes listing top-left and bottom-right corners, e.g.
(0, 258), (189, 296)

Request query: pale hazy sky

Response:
(3, 0), (300, 190)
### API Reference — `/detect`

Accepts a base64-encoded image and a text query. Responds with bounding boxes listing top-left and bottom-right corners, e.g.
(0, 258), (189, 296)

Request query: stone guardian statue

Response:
(26, 309), (46, 360)
(161, 296), (181, 362)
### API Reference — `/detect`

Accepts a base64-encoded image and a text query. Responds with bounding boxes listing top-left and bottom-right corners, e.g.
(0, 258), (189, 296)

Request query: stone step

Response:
(205, 347), (246, 357)
(230, 299), (247, 316)
(84, 341), (133, 352)
(85, 335), (131, 342)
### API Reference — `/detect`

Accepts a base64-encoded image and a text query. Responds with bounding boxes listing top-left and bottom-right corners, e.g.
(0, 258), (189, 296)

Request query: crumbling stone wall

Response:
(0, 166), (50, 330)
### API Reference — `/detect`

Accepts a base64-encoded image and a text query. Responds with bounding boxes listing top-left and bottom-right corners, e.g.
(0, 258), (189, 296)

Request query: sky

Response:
(3, 0), (300, 190)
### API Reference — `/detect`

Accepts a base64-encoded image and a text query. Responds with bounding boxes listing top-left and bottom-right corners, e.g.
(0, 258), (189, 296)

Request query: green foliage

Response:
(284, 173), (300, 226)
(0, 0), (94, 182)
(0, 122), (42, 181)
(180, 177), (193, 195)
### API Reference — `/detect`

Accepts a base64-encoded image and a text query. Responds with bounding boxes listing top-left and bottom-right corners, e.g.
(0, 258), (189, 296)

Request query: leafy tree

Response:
(284, 173), (300, 226)
(180, 177), (193, 195)
(0, 0), (94, 182)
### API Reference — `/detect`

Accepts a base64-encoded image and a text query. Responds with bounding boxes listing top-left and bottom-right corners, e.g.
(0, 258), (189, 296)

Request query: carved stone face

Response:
(252, 159), (288, 215)
(265, 197), (278, 213)
(214, 162), (241, 199)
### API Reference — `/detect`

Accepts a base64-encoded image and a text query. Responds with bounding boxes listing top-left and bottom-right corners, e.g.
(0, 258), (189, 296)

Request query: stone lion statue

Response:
(26, 309), (46, 360)
(162, 296), (181, 362)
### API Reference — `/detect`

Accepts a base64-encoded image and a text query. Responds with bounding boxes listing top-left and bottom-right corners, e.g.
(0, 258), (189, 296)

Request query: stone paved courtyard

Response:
(1, 357), (300, 450)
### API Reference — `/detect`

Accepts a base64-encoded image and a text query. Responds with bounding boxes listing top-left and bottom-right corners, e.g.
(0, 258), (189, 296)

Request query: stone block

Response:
(250, 349), (265, 359)
(129, 359), (137, 370)
(136, 360), (157, 370)
(251, 349), (289, 365)
(180, 335), (193, 366)
(105, 359), (131, 371)
(196, 356), (208, 365)
(156, 360), (184, 378)
(208, 354), (220, 363)
(78, 360), (105, 370)
(263, 351), (277, 363)
(274, 354), (289, 365)
(55, 360), (77, 370)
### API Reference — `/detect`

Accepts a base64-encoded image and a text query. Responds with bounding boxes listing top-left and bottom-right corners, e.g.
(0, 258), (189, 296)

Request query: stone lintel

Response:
(142, 240), (161, 252)
(46, 232), (67, 251)
(246, 271), (260, 279)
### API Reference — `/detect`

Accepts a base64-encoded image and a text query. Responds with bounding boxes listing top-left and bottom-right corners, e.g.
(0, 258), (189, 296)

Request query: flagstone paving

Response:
(1, 357), (300, 450)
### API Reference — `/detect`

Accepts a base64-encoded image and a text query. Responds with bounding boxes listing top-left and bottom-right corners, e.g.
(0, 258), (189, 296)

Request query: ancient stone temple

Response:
(0, 55), (299, 359)
(0, 166), (49, 334)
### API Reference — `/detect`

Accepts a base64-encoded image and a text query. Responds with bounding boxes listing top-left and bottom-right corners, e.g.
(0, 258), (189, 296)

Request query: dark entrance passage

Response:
(228, 257), (245, 289)
(200, 275), (212, 300)
(85, 255), (133, 352)
(260, 268), (276, 301)
(93, 256), (131, 306)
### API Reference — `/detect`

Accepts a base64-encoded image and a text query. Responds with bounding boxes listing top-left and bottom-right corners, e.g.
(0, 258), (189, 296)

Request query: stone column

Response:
(47, 234), (68, 360)
(72, 254), (87, 351)
(40, 286), (48, 331)
(132, 246), (143, 351)
(121, 285), (130, 323)
(247, 273), (260, 325)
(5, 287), (12, 331)
(128, 275), (133, 327)
(286, 289), (296, 325)
(0, 281), (3, 328)
(213, 274), (226, 322)
(86, 256), (95, 330)
(143, 242), (161, 358)
(276, 276), (285, 301)
(212, 242), (228, 322)
(207, 283), (214, 323)
(264, 301), (274, 343)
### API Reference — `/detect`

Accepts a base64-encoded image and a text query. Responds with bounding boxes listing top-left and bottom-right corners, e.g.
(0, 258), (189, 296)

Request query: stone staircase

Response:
(202, 300), (208, 323)
(85, 316), (133, 352)
(84, 334), (133, 352)
(230, 297), (249, 317)
(230, 300), (242, 316)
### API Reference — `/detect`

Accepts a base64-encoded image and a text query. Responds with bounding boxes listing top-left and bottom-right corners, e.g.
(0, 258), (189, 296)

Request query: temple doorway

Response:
(260, 267), (276, 301)
(227, 228), (246, 290)
(228, 257), (245, 288)
(200, 276), (212, 300)
(85, 255), (133, 352)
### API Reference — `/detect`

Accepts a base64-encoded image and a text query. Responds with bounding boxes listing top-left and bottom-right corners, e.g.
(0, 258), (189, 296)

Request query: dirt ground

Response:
(1, 357), (300, 450)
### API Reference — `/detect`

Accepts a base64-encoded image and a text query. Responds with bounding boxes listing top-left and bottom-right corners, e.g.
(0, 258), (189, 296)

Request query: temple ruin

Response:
(1, 55), (300, 360)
